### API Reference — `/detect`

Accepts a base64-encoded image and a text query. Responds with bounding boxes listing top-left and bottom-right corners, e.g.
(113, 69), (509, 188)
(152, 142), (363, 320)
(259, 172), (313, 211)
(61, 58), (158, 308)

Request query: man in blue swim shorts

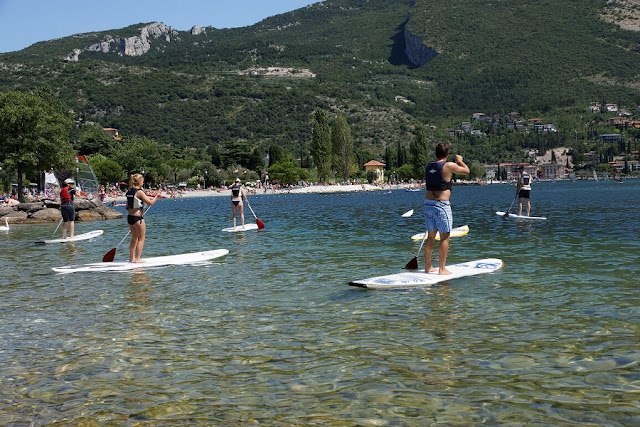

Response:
(423, 142), (469, 274)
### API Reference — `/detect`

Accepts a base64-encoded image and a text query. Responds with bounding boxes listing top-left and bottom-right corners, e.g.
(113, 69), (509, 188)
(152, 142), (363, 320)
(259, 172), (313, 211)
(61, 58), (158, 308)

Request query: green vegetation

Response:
(0, 90), (75, 200)
(1, 0), (639, 188)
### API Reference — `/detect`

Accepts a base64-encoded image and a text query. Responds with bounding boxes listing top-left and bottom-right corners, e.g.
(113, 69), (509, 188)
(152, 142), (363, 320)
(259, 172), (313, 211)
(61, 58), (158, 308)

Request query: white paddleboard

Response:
(36, 229), (104, 244)
(221, 223), (259, 232)
(52, 249), (229, 274)
(496, 211), (547, 220)
(410, 225), (470, 241)
(349, 258), (504, 289)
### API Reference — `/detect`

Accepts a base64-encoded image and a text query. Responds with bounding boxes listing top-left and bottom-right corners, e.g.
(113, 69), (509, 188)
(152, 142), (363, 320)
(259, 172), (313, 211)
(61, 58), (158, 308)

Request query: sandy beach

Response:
(109, 183), (402, 202)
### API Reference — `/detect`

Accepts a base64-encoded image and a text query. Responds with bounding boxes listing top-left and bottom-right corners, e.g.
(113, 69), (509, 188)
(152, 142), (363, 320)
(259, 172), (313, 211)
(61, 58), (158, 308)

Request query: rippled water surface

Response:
(1, 180), (639, 424)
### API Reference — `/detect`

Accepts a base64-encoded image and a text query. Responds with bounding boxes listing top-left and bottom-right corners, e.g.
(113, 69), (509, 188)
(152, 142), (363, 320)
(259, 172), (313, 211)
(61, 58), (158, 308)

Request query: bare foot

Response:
(132, 259), (147, 263)
(426, 267), (438, 273)
(438, 268), (453, 275)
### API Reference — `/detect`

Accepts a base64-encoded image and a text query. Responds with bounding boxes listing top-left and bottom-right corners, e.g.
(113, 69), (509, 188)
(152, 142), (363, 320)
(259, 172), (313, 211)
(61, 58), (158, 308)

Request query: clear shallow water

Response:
(0, 180), (639, 424)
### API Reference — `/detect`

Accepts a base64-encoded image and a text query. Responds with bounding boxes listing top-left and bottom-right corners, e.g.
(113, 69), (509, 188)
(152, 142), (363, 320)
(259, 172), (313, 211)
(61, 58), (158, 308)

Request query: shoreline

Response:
(107, 181), (502, 202)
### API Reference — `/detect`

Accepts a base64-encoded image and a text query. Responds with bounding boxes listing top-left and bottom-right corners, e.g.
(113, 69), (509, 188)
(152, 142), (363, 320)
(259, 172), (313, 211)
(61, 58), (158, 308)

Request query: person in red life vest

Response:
(125, 173), (160, 263)
(60, 178), (80, 239)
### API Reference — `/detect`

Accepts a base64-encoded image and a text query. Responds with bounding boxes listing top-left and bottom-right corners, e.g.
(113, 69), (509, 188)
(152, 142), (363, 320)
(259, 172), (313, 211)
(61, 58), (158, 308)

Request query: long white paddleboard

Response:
(410, 225), (469, 241)
(349, 258), (504, 289)
(36, 229), (104, 244)
(52, 249), (229, 274)
(221, 223), (259, 232)
(496, 211), (547, 220)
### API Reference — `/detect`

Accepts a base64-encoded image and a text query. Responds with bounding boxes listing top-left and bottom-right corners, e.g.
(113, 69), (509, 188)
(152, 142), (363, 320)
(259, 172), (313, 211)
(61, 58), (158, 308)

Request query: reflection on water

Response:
(0, 180), (639, 423)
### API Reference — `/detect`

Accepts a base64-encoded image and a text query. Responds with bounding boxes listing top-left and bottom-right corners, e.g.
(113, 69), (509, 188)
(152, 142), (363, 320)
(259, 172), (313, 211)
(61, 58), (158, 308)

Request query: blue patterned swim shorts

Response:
(423, 200), (452, 233)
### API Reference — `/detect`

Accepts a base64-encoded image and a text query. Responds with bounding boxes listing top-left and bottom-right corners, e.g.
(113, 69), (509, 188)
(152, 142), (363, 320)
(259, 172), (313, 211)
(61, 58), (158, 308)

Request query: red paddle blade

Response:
(405, 257), (418, 270)
(256, 218), (265, 229)
(102, 248), (117, 262)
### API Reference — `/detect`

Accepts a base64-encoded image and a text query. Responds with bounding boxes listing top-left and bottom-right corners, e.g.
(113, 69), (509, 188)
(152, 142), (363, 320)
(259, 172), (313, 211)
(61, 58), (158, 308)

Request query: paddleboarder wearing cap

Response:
(60, 178), (79, 239)
(423, 142), (469, 275)
(230, 178), (249, 230)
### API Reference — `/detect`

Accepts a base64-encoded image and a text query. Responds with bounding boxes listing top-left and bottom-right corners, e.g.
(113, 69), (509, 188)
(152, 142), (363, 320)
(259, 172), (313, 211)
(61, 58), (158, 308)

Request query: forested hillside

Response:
(1, 0), (639, 178)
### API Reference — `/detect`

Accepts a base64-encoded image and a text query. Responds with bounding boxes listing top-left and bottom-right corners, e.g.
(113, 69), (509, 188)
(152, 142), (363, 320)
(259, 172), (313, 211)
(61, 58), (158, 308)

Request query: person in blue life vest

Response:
(230, 177), (249, 229)
(126, 173), (159, 263)
(423, 142), (470, 275)
(60, 178), (80, 239)
(516, 165), (533, 217)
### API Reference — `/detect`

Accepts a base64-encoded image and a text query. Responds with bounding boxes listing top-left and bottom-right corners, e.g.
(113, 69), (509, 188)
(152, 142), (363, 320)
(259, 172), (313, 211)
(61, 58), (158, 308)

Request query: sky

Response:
(0, 0), (316, 53)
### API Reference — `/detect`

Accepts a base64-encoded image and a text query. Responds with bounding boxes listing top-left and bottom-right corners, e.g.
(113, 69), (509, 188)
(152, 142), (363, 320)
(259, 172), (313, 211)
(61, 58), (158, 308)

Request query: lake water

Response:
(1, 179), (639, 424)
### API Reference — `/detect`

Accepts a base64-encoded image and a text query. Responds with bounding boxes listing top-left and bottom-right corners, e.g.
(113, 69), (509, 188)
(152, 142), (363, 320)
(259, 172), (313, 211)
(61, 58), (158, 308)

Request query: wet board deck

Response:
(221, 223), (259, 232)
(36, 229), (104, 244)
(410, 225), (469, 241)
(349, 258), (504, 289)
(495, 211), (547, 220)
(52, 249), (229, 274)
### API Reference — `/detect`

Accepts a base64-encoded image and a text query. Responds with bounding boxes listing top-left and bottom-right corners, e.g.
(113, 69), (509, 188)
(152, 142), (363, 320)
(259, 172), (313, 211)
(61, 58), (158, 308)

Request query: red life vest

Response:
(60, 187), (72, 203)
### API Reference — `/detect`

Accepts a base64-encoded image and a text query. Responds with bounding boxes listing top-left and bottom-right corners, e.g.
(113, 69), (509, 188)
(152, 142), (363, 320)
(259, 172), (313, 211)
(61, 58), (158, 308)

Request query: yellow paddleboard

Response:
(410, 225), (469, 241)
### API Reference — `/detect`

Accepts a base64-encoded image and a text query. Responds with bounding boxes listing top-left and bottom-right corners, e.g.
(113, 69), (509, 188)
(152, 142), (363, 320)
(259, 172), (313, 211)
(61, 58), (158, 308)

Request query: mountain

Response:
(1, 0), (639, 163)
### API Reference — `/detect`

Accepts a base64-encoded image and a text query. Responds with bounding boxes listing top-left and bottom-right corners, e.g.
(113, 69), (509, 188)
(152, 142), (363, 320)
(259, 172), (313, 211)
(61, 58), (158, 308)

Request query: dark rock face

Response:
(404, 28), (438, 67)
(0, 199), (123, 224)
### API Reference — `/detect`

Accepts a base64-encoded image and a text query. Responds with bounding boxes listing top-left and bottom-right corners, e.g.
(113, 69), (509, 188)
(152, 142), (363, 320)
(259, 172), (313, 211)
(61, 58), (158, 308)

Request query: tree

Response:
(89, 154), (124, 186)
(310, 109), (332, 183)
(410, 125), (429, 179)
(268, 152), (308, 184)
(0, 90), (75, 201)
(397, 141), (407, 167)
(108, 136), (168, 186)
(76, 124), (115, 155)
(331, 114), (354, 182)
(468, 161), (486, 180)
(268, 144), (286, 166)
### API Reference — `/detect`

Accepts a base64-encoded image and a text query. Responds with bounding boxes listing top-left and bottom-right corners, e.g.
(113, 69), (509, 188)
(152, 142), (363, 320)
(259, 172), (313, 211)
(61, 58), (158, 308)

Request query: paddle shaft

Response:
(245, 199), (265, 229)
(52, 218), (63, 236)
(246, 199), (257, 219)
(506, 192), (519, 214)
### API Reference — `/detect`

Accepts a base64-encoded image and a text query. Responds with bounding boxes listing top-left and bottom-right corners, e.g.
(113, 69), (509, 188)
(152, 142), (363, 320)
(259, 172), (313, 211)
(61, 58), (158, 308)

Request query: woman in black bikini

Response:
(125, 173), (159, 263)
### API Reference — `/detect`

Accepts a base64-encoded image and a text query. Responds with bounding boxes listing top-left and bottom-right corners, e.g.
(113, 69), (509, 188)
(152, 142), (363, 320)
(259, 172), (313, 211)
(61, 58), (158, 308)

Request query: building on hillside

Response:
(607, 116), (629, 128)
(485, 164), (499, 180)
(500, 163), (538, 181)
(533, 123), (557, 133)
(610, 160), (640, 171)
(540, 163), (565, 179)
(103, 128), (122, 141)
(363, 160), (386, 183)
(587, 102), (601, 113)
(599, 133), (622, 144)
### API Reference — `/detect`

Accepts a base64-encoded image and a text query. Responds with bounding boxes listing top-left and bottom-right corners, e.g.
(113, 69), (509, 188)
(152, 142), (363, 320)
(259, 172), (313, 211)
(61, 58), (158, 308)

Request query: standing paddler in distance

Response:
(423, 142), (470, 275)
(60, 178), (79, 239)
(516, 164), (532, 217)
(125, 173), (159, 263)
(230, 177), (249, 230)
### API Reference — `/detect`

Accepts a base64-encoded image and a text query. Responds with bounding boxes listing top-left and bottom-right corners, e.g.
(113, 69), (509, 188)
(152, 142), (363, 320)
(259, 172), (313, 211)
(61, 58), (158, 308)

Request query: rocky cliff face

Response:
(403, 28), (438, 67)
(403, 0), (438, 67)
(65, 22), (182, 62)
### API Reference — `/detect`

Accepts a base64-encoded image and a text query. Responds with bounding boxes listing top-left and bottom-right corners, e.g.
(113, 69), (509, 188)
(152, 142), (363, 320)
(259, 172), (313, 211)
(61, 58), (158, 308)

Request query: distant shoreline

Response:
(106, 181), (502, 202)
